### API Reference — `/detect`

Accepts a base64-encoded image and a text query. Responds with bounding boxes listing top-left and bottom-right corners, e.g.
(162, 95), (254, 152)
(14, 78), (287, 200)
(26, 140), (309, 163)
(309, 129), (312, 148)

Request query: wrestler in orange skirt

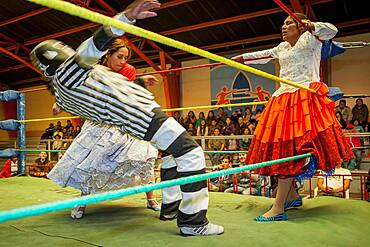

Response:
(245, 82), (354, 178)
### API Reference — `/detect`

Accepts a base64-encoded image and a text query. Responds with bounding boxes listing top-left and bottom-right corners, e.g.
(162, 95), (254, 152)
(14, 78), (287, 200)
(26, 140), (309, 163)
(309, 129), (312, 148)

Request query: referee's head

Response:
(30, 39), (75, 78)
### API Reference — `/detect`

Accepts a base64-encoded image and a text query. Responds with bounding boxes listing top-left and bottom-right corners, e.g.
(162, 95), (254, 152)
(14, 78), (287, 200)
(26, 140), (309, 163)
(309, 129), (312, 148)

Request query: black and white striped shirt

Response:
(52, 13), (159, 139)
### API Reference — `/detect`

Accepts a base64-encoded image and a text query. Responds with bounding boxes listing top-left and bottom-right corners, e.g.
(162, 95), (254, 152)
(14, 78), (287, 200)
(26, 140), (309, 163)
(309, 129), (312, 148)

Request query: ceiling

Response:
(0, 0), (369, 89)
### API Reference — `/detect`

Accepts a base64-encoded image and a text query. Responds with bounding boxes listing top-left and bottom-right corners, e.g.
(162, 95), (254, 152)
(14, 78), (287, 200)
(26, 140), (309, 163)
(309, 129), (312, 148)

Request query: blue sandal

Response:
(269, 196), (303, 210)
(284, 196), (302, 210)
(255, 212), (287, 222)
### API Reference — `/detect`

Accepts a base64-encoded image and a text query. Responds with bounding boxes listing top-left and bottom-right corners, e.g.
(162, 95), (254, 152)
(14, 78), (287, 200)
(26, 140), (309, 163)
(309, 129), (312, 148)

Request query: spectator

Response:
(187, 123), (196, 136)
(252, 109), (262, 125)
(335, 100), (352, 123)
(207, 128), (225, 166)
(72, 125), (81, 138)
(344, 121), (363, 170)
(29, 152), (51, 177)
(196, 119), (209, 137)
(216, 107), (228, 127)
(183, 110), (197, 129)
(352, 98), (369, 130)
(66, 125), (74, 138)
(209, 156), (233, 192)
(224, 153), (259, 195)
(52, 134), (63, 161)
(239, 127), (252, 150)
(335, 111), (347, 129)
(56, 121), (63, 131)
(173, 111), (184, 125)
(243, 107), (253, 124)
(206, 110), (216, 126)
(195, 112), (205, 127)
(234, 116), (246, 135)
(226, 133), (239, 151)
(53, 126), (63, 139)
(0, 157), (18, 178)
(65, 119), (73, 131)
(230, 110), (239, 124)
(221, 117), (235, 136)
(317, 163), (352, 198)
(208, 119), (218, 136)
(41, 123), (55, 139)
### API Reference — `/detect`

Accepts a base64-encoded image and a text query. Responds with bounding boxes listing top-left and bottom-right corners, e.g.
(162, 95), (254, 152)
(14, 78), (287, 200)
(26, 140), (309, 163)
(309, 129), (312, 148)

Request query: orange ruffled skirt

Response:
(245, 82), (354, 178)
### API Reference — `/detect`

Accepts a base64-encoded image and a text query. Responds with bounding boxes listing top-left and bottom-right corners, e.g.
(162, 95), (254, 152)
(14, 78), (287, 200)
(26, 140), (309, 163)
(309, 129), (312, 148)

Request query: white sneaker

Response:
(70, 205), (86, 219)
(180, 223), (224, 236)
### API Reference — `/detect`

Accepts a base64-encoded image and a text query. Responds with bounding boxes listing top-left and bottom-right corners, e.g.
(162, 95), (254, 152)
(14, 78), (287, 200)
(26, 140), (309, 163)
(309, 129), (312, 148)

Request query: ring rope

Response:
(136, 56), (273, 76)
(16, 149), (249, 154)
(18, 101), (267, 123)
(26, 0), (316, 93)
(0, 153), (311, 223)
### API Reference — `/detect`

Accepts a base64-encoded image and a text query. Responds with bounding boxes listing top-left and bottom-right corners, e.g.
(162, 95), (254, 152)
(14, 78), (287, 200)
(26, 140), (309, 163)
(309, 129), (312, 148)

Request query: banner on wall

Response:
(210, 55), (276, 115)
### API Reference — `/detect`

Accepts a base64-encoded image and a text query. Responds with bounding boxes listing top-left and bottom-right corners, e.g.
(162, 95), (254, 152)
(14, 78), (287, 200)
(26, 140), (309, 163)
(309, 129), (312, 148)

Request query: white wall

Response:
(331, 33), (370, 108)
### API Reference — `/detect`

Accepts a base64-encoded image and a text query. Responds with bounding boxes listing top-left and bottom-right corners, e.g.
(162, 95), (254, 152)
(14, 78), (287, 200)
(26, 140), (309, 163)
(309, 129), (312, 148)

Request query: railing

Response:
(308, 173), (370, 201)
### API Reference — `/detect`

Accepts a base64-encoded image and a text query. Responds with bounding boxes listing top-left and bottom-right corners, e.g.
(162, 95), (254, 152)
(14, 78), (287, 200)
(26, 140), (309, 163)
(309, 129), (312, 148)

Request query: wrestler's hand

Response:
(141, 75), (158, 87)
(231, 55), (244, 63)
(124, 0), (161, 20)
(52, 103), (62, 115)
(300, 19), (314, 32)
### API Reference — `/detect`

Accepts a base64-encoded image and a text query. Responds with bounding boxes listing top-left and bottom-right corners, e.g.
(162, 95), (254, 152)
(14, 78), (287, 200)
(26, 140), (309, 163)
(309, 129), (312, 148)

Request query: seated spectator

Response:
(243, 107), (253, 124)
(72, 125), (81, 138)
(226, 133), (239, 151)
(53, 127), (63, 139)
(343, 123), (362, 170)
(173, 110), (184, 125)
(66, 125), (74, 138)
(197, 119), (209, 137)
(335, 111), (347, 129)
(29, 152), (52, 177)
(195, 112), (205, 127)
(0, 157), (18, 178)
(225, 153), (259, 195)
(216, 107), (228, 127)
(208, 119), (218, 136)
(209, 156), (233, 192)
(56, 120), (62, 130)
(252, 109), (262, 125)
(41, 123), (55, 140)
(234, 116), (246, 135)
(187, 123), (196, 136)
(206, 110), (216, 126)
(352, 98), (369, 130)
(317, 163), (352, 198)
(183, 110), (197, 129)
(207, 128), (225, 166)
(335, 100), (352, 123)
(52, 134), (63, 161)
(239, 127), (252, 150)
(221, 117), (235, 136)
(65, 119), (73, 131)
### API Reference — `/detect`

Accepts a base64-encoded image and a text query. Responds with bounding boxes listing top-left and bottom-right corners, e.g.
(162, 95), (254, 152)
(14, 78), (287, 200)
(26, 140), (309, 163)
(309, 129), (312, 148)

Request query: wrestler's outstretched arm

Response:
(74, 0), (160, 69)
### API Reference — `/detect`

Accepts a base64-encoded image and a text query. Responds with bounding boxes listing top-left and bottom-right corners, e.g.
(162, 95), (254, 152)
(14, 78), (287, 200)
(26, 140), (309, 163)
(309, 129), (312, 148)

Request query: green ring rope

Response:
(0, 153), (311, 223)
(26, 0), (315, 93)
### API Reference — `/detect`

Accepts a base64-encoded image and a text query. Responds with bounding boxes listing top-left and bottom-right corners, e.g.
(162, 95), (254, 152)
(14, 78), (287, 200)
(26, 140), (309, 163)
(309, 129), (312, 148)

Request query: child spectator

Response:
(335, 100), (352, 123)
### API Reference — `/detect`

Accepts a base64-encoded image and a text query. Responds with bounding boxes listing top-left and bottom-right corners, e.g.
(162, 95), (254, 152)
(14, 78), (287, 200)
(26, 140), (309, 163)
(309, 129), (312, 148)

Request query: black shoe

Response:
(159, 213), (177, 221)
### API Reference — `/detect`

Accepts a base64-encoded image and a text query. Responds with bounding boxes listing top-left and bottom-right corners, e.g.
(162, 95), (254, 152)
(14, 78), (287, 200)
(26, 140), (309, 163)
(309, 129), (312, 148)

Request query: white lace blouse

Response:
(242, 22), (338, 97)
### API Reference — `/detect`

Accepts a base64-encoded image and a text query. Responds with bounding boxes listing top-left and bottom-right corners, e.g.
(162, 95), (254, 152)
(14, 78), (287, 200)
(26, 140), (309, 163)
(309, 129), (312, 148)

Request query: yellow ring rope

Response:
(27, 0), (316, 93)
(19, 101), (267, 123)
